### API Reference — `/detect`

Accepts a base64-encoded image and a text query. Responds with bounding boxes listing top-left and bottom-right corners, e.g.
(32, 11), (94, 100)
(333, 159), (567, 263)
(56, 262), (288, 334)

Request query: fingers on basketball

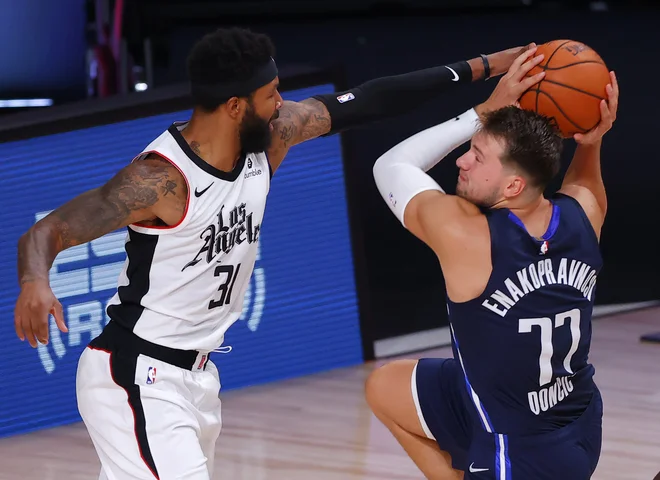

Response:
(517, 47), (538, 69)
(517, 54), (545, 81)
(518, 40), (611, 138)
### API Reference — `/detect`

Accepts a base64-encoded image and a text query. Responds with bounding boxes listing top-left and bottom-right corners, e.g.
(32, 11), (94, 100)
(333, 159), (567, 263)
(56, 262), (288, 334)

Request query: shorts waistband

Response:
(474, 388), (602, 447)
(90, 320), (211, 371)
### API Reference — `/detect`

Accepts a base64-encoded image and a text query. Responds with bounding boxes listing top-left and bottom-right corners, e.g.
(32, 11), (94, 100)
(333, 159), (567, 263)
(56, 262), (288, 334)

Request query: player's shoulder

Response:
(414, 190), (482, 218)
(554, 186), (604, 239)
(101, 152), (188, 205)
(416, 191), (485, 228)
(129, 153), (186, 186)
(407, 191), (488, 251)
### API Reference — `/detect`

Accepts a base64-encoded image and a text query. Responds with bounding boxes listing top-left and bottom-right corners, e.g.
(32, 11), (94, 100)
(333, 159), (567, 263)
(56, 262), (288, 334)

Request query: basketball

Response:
(519, 40), (610, 138)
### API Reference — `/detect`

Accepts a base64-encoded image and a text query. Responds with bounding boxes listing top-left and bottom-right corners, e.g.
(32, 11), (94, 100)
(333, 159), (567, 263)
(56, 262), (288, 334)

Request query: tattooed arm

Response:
(15, 154), (186, 347)
(266, 46), (532, 174)
(267, 99), (331, 172)
(18, 154), (186, 284)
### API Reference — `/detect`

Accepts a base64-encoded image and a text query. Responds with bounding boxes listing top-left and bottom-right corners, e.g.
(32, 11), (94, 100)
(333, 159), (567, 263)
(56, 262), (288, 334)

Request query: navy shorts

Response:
(413, 358), (603, 479)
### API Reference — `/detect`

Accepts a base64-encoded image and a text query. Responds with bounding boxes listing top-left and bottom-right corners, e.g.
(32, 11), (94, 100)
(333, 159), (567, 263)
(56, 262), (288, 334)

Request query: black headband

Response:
(190, 57), (278, 103)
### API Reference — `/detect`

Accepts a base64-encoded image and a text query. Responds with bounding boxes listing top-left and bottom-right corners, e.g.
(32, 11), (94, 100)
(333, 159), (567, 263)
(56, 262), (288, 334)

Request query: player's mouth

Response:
(269, 111), (279, 131)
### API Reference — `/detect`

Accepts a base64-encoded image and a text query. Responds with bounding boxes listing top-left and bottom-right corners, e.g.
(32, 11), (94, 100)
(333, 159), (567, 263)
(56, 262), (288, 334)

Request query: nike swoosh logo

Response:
(469, 463), (489, 473)
(194, 183), (214, 197)
(446, 66), (460, 82)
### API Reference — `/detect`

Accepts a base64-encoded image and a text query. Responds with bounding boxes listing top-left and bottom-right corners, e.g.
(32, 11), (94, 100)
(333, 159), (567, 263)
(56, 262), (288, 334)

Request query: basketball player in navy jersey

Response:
(366, 47), (618, 479)
(14, 28), (530, 480)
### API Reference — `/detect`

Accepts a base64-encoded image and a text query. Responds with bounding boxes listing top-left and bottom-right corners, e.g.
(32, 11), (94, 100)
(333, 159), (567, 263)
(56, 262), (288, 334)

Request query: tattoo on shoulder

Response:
(163, 180), (177, 196)
(273, 99), (331, 149)
(49, 155), (185, 249)
(108, 155), (185, 211)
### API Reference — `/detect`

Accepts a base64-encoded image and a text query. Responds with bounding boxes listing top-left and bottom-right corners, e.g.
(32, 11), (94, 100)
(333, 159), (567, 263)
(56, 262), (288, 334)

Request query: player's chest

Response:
(184, 177), (268, 255)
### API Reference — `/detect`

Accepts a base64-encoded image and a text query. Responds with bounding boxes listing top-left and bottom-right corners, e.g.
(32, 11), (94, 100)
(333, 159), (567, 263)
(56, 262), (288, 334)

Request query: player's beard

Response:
(456, 182), (500, 209)
(239, 103), (276, 154)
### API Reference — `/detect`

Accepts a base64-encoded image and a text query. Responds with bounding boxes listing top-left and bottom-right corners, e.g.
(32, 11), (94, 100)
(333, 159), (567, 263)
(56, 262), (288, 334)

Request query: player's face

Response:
(455, 132), (509, 208)
(239, 78), (283, 154)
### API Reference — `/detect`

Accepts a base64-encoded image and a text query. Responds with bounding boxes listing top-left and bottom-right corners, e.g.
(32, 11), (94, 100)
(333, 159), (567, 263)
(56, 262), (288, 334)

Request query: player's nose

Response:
(456, 155), (469, 170)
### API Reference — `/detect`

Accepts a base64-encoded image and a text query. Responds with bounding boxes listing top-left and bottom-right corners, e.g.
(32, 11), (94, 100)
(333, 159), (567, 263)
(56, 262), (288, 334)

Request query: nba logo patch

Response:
(388, 192), (397, 207)
(146, 367), (156, 385)
(336, 92), (355, 104)
(540, 240), (549, 255)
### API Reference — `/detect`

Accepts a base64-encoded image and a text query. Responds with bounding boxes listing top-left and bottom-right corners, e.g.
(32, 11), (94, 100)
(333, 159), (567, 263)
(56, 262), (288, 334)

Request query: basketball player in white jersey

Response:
(15, 27), (530, 479)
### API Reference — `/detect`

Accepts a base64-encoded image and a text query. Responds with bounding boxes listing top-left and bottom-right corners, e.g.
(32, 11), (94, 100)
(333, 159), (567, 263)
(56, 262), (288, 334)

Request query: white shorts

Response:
(76, 322), (222, 480)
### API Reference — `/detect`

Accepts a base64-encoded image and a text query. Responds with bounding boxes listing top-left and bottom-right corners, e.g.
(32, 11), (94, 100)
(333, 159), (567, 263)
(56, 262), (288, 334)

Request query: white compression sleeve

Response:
(373, 108), (481, 226)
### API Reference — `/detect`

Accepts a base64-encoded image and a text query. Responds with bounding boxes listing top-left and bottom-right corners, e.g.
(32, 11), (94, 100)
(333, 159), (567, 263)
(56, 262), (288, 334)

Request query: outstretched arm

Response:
(267, 98), (332, 168)
(267, 45), (533, 172)
(373, 47), (545, 251)
(558, 71), (618, 239)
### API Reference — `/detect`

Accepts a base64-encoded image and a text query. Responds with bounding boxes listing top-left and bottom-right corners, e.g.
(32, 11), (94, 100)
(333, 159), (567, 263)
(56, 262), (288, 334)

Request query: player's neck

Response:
(506, 195), (554, 239)
(181, 113), (243, 172)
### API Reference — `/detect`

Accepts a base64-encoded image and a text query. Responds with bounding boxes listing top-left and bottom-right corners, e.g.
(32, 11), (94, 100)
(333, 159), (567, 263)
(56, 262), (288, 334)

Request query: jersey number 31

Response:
(209, 264), (242, 309)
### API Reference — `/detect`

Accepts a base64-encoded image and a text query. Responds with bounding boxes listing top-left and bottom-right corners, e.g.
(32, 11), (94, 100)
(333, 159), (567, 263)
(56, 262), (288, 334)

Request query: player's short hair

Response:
(481, 106), (563, 189)
(187, 27), (276, 112)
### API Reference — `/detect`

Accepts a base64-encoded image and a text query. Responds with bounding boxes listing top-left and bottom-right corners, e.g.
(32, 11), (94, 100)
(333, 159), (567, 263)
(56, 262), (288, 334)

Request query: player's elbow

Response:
(372, 157), (394, 206)
(18, 217), (61, 258)
(372, 159), (411, 225)
(17, 230), (30, 253)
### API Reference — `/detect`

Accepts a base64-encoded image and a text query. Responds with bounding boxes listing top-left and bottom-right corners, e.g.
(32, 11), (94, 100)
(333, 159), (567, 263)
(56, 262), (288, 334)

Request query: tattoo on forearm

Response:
(273, 99), (331, 148)
(278, 124), (294, 143)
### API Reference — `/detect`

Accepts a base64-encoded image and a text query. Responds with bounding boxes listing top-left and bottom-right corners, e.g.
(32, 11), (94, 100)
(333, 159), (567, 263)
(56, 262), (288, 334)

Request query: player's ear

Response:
(224, 97), (242, 120)
(505, 175), (526, 198)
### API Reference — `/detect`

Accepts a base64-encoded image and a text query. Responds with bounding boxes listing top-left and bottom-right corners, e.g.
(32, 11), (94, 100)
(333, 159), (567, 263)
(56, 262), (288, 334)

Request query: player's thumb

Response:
(52, 301), (68, 333)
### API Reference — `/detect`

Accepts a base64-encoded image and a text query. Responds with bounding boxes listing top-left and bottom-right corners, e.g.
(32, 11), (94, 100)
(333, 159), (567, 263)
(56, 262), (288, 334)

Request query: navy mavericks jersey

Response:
(447, 193), (603, 435)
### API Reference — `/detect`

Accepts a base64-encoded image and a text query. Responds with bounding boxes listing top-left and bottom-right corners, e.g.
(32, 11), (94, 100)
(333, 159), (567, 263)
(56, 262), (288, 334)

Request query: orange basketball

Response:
(519, 40), (610, 138)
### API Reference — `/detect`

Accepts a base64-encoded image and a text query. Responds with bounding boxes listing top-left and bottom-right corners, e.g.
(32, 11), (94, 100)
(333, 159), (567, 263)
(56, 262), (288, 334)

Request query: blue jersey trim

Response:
(507, 202), (561, 241)
(542, 203), (561, 240)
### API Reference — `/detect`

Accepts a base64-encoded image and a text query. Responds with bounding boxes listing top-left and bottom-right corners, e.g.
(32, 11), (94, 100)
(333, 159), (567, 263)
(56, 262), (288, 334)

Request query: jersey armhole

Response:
(484, 210), (501, 275)
(130, 150), (192, 235)
(464, 210), (501, 302)
(552, 193), (600, 247)
(263, 150), (274, 179)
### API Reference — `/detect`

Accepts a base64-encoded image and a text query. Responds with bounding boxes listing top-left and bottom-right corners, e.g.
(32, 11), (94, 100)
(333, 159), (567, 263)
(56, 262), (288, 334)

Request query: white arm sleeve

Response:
(373, 108), (481, 227)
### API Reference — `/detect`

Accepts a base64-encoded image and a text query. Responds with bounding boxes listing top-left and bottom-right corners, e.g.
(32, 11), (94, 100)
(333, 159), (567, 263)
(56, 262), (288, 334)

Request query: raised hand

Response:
(574, 71), (619, 145)
(485, 42), (537, 78)
(477, 47), (546, 115)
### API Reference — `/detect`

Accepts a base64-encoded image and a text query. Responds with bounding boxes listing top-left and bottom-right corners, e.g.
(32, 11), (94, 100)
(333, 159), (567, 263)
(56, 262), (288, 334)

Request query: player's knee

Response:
(364, 364), (386, 414)
(365, 359), (416, 419)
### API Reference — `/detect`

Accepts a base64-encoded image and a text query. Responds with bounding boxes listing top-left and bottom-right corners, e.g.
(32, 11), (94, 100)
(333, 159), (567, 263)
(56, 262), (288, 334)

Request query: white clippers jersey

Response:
(106, 122), (271, 352)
